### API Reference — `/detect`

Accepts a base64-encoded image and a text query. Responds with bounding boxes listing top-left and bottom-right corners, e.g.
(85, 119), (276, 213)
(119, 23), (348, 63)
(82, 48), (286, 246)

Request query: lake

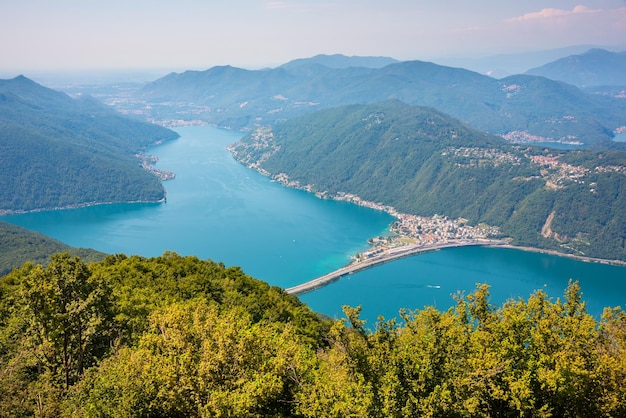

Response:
(3, 126), (625, 325)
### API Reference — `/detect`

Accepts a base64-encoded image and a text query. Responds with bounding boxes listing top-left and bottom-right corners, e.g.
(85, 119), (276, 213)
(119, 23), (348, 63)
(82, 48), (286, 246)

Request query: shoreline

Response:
(490, 243), (626, 267)
(0, 198), (166, 217)
(229, 147), (626, 268)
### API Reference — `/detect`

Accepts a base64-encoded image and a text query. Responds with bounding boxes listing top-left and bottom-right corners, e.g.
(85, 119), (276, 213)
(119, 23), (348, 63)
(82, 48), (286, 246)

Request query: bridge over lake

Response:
(284, 240), (506, 295)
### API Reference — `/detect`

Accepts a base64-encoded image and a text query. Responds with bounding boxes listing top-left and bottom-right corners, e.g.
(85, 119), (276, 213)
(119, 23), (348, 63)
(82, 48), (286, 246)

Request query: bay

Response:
(2, 126), (625, 325)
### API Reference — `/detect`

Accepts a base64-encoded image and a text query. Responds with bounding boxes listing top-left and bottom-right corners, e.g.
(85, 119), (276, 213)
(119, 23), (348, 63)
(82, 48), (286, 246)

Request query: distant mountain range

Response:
(526, 48), (626, 88)
(137, 55), (626, 147)
(231, 101), (626, 262)
(434, 45), (616, 78)
(0, 75), (179, 213)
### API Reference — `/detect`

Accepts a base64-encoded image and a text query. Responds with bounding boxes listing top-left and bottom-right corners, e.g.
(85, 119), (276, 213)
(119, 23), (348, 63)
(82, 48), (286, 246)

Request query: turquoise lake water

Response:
(3, 126), (625, 325)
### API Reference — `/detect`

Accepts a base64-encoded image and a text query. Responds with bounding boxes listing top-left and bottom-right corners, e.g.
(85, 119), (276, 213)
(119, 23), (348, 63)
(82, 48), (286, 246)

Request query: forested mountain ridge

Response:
(0, 221), (105, 276)
(1, 252), (625, 416)
(0, 76), (179, 212)
(230, 100), (626, 262)
(137, 57), (626, 147)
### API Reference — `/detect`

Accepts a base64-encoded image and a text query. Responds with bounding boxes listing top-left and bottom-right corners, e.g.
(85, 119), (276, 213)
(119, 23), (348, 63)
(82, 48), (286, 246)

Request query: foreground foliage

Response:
(1, 253), (625, 417)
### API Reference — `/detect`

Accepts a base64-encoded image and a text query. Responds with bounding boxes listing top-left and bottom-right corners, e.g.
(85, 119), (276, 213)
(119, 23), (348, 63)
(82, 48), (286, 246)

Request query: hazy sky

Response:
(1, 0), (625, 72)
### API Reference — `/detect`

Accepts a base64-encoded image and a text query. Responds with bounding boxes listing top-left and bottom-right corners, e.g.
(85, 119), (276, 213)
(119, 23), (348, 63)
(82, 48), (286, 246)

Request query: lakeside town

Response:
(283, 192), (509, 295)
(136, 153), (177, 181)
(328, 191), (505, 262)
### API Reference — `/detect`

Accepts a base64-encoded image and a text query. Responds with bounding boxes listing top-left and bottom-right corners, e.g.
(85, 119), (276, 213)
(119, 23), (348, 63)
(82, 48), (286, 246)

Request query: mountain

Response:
(525, 48), (626, 87)
(0, 76), (179, 212)
(230, 100), (626, 262)
(434, 45), (608, 78)
(0, 221), (105, 276)
(137, 58), (626, 147)
(280, 53), (399, 70)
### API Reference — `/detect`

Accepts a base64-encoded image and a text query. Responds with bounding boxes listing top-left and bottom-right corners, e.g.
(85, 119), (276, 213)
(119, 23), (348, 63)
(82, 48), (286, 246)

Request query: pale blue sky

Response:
(1, 0), (625, 71)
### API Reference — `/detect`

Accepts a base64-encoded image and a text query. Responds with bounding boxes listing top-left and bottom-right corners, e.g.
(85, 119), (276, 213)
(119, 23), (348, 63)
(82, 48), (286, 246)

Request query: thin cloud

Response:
(502, 4), (626, 39)
(506, 5), (598, 23)
(443, 4), (626, 57)
(264, 1), (291, 9)
(263, 1), (336, 11)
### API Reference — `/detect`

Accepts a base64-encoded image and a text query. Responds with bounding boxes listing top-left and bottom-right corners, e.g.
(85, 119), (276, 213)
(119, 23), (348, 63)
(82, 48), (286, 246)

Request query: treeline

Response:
(0, 76), (179, 212)
(1, 252), (625, 417)
(231, 100), (626, 261)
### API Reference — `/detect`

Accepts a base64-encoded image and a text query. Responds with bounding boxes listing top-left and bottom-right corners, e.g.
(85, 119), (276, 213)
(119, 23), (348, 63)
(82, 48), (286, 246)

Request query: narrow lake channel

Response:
(3, 126), (625, 325)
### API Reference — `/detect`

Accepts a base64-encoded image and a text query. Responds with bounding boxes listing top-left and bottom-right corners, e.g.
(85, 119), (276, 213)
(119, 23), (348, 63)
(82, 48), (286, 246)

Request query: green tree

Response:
(19, 253), (114, 390)
(597, 306), (626, 416)
(295, 320), (374, 418)
(67, 300), (315, 417)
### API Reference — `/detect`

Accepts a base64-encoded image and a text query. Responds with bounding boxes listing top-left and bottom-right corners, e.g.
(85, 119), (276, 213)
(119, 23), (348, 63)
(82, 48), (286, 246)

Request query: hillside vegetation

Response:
(0, 252), (625, 417)
(0, 76), (179, 213)
(230, 101), (626, 261)
(136, 57), (626, 147)
(0, 221), (105, 276)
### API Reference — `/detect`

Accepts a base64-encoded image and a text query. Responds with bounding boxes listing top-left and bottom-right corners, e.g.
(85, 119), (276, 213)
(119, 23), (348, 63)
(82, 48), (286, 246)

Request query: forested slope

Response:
(0, 221), (105, 276)
(230, 100), (626, 261)
(1, 252), (625, 417)
(0, 76), (179, 212)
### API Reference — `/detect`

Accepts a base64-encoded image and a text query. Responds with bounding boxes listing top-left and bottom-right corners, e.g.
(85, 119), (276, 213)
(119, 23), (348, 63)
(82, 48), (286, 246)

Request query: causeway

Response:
(284, 239), (506, 295)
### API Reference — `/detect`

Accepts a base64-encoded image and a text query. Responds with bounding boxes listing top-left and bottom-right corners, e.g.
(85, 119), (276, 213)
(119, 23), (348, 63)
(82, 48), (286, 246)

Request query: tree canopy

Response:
(1, 252), (625, 416)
